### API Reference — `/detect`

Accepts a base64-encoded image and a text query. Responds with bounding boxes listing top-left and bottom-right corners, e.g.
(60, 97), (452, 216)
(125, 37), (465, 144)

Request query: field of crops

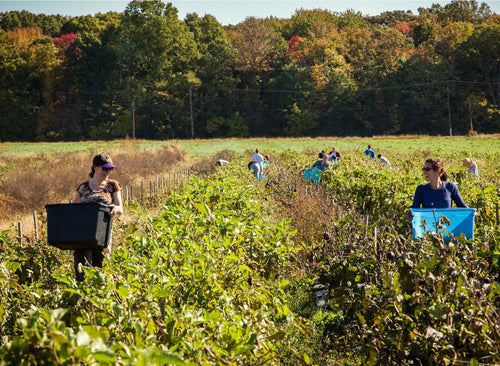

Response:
(0, 137), (499, 365)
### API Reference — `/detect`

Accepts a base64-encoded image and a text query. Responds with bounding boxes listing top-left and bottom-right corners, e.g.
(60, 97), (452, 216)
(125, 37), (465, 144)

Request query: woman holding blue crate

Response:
(406, 157), (467, 221)
(72, 152), (123, 281)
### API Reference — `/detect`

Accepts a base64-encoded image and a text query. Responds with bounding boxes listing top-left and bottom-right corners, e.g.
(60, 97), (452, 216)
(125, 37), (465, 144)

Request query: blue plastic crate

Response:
(303, 168), (322, 182)
(410, 208), (476, 242)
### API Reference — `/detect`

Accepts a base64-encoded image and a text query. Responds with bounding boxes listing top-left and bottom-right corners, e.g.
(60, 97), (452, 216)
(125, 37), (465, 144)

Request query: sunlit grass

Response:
(1, 134), (499, 158)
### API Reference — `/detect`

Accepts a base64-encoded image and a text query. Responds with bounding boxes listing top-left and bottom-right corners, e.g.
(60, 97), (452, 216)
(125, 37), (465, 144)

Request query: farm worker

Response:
(251, 149), (265, 176)
(406, 157), (467, 220)
(247, 161), (261, 179)
(377, 154), (391, 166)
(463, 158), (478, 177)
(216, 159), (229, 166)
(364, 145), (375, 159)
(262, 155), (270, 169)
(328, 147), (342, 162)
(72, 152), (123, 281)
(311, 153), (331, 171)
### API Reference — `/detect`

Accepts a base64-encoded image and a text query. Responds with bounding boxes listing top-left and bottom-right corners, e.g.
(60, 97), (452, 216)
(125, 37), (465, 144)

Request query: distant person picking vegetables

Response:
(364, 145), (375, 159)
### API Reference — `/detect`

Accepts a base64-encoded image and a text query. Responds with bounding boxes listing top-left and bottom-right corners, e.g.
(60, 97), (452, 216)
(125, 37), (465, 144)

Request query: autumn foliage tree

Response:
(0, 0), (499, 140)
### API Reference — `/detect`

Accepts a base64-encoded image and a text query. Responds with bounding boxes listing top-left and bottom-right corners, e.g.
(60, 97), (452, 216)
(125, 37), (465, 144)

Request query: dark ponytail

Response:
(425, 157), (448, 181)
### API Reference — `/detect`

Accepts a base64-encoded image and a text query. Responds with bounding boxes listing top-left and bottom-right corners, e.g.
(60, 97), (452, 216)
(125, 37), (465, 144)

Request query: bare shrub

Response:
(265, 156), (338, 246)
(189, 158), (217, 177)
(188, 150), (239, 178)
(0, 152), (88, 220)
(0, 194), (25, 219)
(213, 149), (238, 162)
(110, 145), (185, 186)
(280, 182), (338, 245)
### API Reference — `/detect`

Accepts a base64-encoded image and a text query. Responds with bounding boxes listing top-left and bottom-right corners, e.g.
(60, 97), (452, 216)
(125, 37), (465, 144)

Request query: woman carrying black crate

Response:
(72, 152), (123, 281)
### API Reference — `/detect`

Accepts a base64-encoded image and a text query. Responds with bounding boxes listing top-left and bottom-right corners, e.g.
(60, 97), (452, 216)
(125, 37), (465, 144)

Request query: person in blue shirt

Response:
(406, 157), (467, 220)
(364, 145), (375, 159)
(311, 153), (330, 171)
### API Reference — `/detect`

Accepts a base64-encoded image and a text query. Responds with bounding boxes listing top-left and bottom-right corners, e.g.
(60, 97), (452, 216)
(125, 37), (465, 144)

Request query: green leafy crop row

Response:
(0, 173), (305, 365)
(271, 149), (500, 364)
(0, 147), (499, 365)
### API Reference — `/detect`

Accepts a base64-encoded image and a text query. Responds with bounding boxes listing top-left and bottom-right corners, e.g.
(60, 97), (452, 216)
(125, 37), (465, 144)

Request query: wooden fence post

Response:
(141, 181), (144, 204)
(364, 215), (370, 238)
(496, 201), (499, 226)
(33, 211), (38, 242)
(17, 222), (22, 244)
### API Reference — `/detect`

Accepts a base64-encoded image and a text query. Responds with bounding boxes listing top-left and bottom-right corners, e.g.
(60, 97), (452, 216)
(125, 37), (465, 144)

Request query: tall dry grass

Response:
(188, 149), (240, 177)
(0, 145), (186, 221)
(264, 156), (339, 245)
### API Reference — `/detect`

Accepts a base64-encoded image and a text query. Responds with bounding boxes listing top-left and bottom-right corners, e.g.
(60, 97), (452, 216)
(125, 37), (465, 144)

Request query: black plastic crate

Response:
(45, 202), (113, 250)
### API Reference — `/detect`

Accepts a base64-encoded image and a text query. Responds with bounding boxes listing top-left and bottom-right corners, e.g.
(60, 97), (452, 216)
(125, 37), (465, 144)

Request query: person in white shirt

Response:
(377, 154), (391, 166)
(251, 149), (264, 175)
(216, 159), (229, 166)
(463, 158), (478, 177)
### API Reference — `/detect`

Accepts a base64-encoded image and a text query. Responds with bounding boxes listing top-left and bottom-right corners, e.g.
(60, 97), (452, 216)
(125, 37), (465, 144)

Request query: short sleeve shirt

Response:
(364, 149), (375, 158)
(76, 179), (121, 206)
(252, 153), (264, 165)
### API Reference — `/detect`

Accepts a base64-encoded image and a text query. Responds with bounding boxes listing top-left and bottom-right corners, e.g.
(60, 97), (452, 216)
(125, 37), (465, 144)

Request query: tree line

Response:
(0, 0), (499, 141)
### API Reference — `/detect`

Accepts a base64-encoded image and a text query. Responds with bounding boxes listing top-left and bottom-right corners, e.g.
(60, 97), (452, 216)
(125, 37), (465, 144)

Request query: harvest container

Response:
(45, 202), (113, 250)
(303, 168), (322, 182)
(410, 208), (476, 242)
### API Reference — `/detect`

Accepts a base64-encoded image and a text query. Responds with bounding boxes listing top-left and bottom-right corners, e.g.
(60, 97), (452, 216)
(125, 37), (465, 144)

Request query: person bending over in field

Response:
(377, 154), (391, 166)
(406, 157), (467, 220)
(216, 159), (229, 166)
(72, 152), (123, 281)
(247, 160), (261, 179)
(311, 153), (331, 171)
(463, 158), (478, 177)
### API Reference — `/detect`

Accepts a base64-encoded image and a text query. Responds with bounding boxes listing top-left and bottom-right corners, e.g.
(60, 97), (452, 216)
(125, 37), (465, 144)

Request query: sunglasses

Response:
(422, 167), (435, 172)
(102, 167), (114, 172)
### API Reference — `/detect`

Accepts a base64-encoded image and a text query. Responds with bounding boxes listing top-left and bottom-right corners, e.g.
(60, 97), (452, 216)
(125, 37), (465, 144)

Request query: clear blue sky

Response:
(1, 1), (499, 25)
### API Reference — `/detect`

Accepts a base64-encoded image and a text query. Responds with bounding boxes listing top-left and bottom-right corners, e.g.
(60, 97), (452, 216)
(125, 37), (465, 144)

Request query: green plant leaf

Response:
(150, 352), (187, 365)
(92, 350), (116, 363)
